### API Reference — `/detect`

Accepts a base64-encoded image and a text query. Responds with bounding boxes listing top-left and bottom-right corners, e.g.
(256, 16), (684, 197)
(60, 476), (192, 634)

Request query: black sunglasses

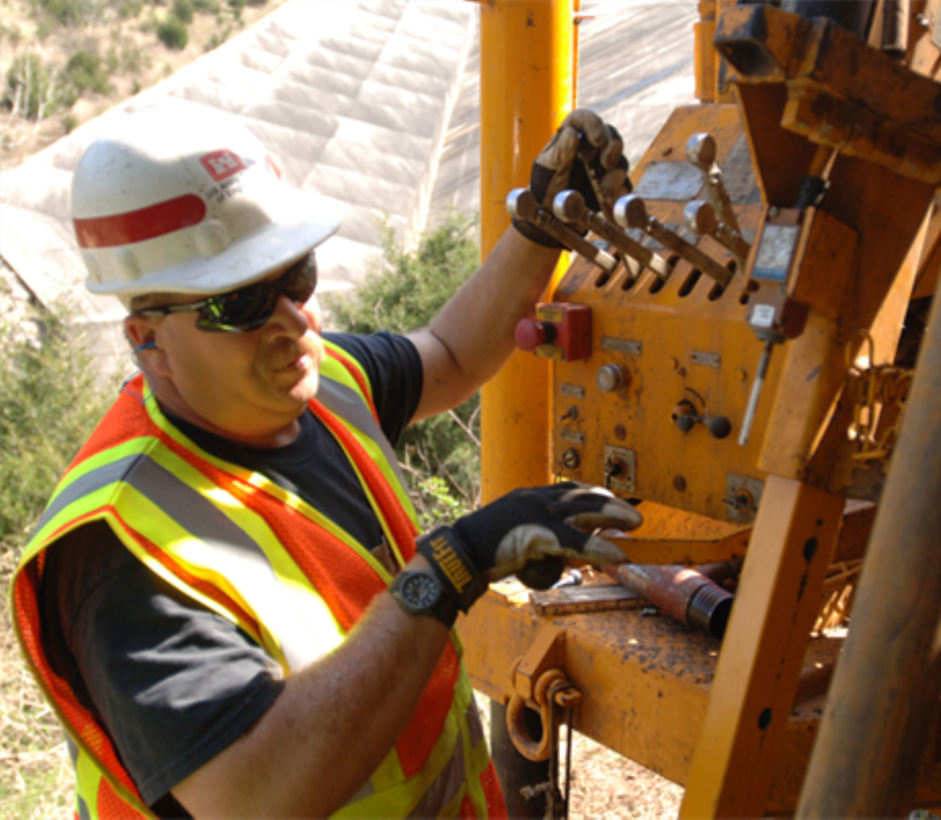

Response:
(135, 254), (317, 333)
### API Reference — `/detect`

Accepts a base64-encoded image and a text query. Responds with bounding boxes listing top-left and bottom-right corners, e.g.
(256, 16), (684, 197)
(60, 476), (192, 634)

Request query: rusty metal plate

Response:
(604, 445), (637, 493)
(635, 161), (704, 201)
(725, 473), (764, 523)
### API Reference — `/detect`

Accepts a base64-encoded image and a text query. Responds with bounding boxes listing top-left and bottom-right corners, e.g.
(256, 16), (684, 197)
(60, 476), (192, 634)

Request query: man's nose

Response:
(266, 293), (311, 336)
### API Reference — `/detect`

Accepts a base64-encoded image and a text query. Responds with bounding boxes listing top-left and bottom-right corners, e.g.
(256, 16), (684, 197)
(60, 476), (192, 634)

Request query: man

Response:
(12, 105), (641, 818)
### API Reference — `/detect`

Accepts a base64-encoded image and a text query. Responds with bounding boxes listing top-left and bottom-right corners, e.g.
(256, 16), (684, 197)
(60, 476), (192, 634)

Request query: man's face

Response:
(128, 268), (325, 447)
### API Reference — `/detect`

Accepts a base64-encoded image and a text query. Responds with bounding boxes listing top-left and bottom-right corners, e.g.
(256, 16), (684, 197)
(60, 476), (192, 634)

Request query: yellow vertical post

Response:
(478, 0), (575, 504)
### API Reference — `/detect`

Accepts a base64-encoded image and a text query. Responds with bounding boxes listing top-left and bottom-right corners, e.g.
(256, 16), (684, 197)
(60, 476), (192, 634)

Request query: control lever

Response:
(552, 190), (672, 281)
(684, 200), (751, 271)
(613, 195), (733, 287)
(686, 133), (742, 238)
(507, 188), (618, 274)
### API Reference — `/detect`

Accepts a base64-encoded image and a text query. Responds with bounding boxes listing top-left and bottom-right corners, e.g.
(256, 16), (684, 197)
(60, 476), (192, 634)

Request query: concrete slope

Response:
(0, 1), (697, 378)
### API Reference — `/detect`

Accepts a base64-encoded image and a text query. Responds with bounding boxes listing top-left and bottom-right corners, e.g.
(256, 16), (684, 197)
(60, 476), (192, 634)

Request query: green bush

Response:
(64, 50), (112, 96)
(156, 14), (188, 49)
(172, 0), (193, 24)
(2, 52), (70, 120)
(192, 0), (219, 11)
(324, 214), (482, 523)
(0, 298), (113, 543)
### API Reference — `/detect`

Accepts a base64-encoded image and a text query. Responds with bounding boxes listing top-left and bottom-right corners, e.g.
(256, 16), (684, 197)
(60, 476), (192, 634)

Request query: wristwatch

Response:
(389, 570), (458, 628)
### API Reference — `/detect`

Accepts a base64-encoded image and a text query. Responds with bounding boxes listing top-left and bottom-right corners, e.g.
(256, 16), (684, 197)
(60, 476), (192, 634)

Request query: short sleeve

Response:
(324, 331), (423, 446)
(41, 523), (286, 806)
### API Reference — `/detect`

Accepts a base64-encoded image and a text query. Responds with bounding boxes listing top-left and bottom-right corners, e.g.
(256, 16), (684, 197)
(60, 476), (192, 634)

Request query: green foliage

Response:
(116, 0), (144, 19)
(2, 52), (70, 120)
(0, 298), (112, 543)
(64, 50), (112, 96)
(156, 14), (188, 49)
(37, 0), (84, 26)
(192, 0), (219, 11)
(61, 111), (77, 132)
(324, 214), (482, 520)
(172, 0), (193, 23)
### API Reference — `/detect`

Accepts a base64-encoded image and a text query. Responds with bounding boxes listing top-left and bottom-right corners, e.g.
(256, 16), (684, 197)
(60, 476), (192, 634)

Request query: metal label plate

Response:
(561, 429), (585, 445)
(635, 161), (704, 202)
(691, 351), (721, 368)
(753, 224), (800, 282)
(560, 383), (586, 400)
(601, 337), (643, 355)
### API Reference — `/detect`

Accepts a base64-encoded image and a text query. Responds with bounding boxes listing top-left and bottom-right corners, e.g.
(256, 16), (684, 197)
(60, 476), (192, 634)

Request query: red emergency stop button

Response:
(515, 303), (592, 361)
(515, 319), (556, 352)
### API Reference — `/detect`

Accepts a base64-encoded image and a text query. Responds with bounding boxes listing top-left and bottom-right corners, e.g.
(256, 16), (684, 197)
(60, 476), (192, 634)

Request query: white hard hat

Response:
(72, 107), (340, 307)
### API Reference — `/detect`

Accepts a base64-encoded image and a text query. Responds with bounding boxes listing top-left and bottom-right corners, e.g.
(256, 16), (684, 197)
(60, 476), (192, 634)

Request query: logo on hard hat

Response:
(200, 150), (246, 182)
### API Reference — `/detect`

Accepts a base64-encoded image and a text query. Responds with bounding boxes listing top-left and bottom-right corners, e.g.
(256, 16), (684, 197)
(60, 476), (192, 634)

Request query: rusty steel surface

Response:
(717, 4), (941, 182)
(458, 585), (844, 810)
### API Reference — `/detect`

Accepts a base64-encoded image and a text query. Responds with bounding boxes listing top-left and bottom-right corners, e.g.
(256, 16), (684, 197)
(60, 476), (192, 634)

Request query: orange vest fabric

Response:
(13, 344), (506, 820)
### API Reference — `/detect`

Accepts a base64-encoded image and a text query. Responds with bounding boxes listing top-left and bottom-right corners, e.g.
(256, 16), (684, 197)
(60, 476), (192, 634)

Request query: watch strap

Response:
(416, 526), (489, 613)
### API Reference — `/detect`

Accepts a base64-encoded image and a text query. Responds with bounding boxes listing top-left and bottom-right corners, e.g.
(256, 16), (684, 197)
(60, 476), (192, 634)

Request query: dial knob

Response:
(596, 364), (627, 393)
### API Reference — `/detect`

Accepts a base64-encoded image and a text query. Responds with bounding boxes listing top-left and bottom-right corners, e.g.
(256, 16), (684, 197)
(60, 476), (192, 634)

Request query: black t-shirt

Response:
(38, 331), (423, 816)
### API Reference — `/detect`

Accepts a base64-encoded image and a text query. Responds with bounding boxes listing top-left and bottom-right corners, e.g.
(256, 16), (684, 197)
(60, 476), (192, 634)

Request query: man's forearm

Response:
(410, 228), (561, 419)
(172, 556), (451, 818)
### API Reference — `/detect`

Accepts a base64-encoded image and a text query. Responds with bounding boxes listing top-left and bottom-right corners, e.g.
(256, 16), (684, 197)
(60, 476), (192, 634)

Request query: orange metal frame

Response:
(468, 1), (941, 817)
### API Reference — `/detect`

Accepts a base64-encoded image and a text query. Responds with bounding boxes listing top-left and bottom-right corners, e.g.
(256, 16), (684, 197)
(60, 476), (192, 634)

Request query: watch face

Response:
(402, 573), (441, 609)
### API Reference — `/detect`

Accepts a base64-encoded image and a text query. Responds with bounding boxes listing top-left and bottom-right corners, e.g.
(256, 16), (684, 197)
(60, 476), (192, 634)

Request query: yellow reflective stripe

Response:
(50, 436), (157, 496)
(319, 344), (420, 529)
(369, 747), (406, 793)
(323, 339), (372, 392)
(336, 664), (481, 818)
(74, 747), (102, 820)
(142, 398), (392, 584)
(118, 450), (348, 670)
(73, 745), (156, 820)
(109, 483), (279, 655)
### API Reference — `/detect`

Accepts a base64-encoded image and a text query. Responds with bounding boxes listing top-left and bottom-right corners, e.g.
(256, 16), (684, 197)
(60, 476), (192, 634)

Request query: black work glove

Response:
(416, 483), (643, 613)
(513, 109), (632, 248)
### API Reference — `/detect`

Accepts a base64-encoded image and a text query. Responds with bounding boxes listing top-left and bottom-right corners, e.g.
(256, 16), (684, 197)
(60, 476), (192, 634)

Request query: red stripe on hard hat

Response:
(73, 194), (207, 248)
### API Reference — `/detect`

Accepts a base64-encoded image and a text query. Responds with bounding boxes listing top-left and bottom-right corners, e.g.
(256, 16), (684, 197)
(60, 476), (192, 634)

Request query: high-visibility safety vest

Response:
(12, 340), (506, 820)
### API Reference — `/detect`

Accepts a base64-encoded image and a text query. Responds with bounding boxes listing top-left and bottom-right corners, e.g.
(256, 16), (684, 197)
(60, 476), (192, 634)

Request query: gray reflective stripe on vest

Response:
(35, 455), (143, 535)
(42, 451), (331, 671)
(125, 457), (334, 670)
(407, 731), (468, 818)
(317, 374), (410, 493)
(339, 726), (469, 818)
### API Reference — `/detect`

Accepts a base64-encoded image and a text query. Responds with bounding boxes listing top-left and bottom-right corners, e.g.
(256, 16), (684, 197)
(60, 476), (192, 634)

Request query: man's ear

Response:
(125, 314), (171, 377)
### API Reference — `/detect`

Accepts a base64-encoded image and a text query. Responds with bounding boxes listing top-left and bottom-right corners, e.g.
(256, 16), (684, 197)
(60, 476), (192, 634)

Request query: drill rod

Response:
(553, 190), (671, 280)
(507, 188), (618, 273)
